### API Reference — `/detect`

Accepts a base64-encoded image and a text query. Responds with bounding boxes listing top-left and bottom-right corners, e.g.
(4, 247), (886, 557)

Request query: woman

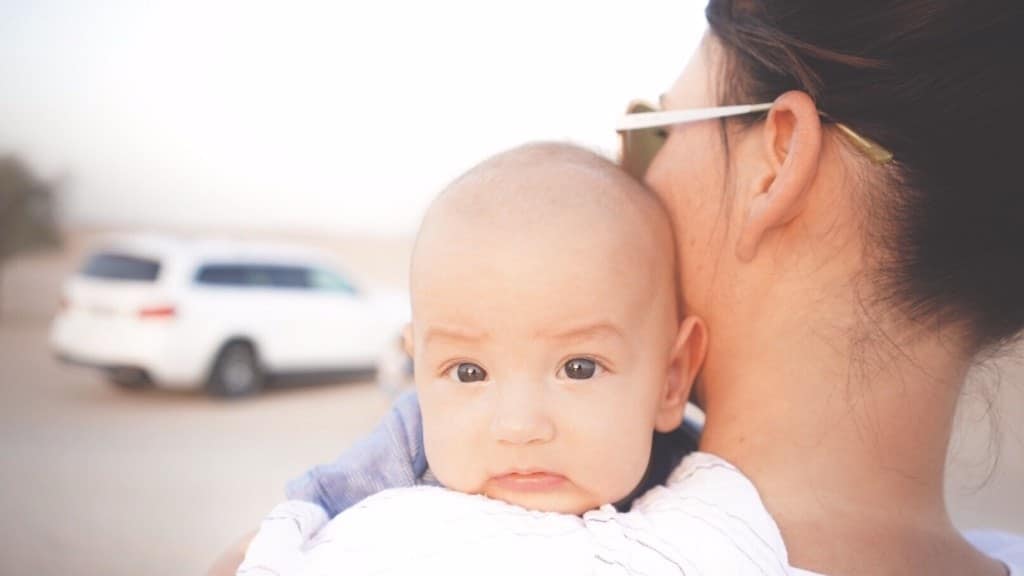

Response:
(635, 1), (1021, 573)
(211, 1), (1023, 574)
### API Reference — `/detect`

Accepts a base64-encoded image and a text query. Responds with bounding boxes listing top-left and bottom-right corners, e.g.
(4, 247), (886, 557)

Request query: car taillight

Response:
(138, 305), (176, 319)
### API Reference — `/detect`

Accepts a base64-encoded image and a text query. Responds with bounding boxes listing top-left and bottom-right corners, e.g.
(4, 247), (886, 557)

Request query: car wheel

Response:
(207, 341), (264, 398)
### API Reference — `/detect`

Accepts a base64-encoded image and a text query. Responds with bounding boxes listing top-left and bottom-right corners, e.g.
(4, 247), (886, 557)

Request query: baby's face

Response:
(408, 150), (694, 515)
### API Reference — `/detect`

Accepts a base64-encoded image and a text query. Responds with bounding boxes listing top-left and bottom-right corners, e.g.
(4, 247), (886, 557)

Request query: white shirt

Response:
(239, 452), (1024, 576)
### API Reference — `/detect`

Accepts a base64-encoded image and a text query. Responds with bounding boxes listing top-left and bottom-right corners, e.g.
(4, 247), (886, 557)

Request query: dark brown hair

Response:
(705, 0), (1024, 351)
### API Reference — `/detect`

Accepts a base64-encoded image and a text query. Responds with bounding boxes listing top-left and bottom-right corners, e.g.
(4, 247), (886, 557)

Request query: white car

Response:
(50, 234), (409, 397)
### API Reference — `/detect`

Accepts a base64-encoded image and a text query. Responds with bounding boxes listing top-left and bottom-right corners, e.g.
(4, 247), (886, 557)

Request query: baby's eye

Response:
(447, 362), (488, 383)
(558, 357), (602, 380)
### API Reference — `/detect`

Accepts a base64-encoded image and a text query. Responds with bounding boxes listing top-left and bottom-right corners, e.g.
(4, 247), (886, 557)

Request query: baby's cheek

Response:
(614, 442), (656, 501)
(421, 419), (483, 493)
(581, 425), (655, 503)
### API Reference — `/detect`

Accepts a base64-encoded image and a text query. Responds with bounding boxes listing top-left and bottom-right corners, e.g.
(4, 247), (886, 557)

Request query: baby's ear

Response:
(401, 323), (414, 357)
(655, 316), (707, 433)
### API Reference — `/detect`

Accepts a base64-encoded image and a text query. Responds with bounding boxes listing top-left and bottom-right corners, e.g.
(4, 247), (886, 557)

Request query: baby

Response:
(237, 143), (791, 575)
(405, 140), (701, 516)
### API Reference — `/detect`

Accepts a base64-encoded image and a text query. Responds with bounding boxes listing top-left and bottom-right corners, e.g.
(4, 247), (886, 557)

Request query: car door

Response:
(297, 266), (381, 370)
(185, 263), (297, 373)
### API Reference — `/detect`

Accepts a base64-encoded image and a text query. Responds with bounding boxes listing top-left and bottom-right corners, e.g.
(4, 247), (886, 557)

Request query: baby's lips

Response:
(488, 470), (568, 492)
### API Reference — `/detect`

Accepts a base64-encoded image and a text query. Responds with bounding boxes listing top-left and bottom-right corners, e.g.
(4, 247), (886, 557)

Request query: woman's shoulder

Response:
(619, 451), (795, 575)
(640, 451), (780, 523)
(647, 456), (1024, 576)
(324, 484), (580, 536)
(307, 455), (798, 575)
(965, 530), (1024, 575)
(315, 484), (587, 553)
(308, 486), (593, 574)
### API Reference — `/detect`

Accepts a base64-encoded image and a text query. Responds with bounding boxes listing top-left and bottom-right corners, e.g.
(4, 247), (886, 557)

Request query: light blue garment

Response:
(967, 530), (1024, 575)
(285, 390), (439, 517)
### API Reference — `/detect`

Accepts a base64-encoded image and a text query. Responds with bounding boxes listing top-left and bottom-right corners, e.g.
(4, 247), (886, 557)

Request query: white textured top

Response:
(242, 452), (795, 575)
(239, 452), (1024, 576)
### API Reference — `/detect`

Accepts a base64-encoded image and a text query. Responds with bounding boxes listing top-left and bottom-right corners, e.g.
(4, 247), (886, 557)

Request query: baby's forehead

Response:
(421, 143), (669, 245)
(411, 143), (680, 328)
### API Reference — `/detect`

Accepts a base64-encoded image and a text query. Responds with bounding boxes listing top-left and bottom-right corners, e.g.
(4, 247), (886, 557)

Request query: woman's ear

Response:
(401, 323), (414, 357)
(736, 90), (822, 262)
(655, 316), (708, 432)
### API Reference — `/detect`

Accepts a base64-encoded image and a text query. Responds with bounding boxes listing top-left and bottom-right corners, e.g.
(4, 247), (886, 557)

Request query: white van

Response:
(50, 234), (409, 397)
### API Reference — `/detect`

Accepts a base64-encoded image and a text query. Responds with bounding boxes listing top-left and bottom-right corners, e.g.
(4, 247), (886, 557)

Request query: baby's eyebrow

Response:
(538, 322), (626, 343)
(423, 324), (488, 345)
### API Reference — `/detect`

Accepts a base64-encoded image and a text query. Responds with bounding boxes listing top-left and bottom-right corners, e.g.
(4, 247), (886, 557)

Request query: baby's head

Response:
(406, 142), (705, 515)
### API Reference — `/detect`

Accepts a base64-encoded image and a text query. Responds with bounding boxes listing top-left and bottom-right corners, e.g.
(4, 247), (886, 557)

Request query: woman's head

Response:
(648, 1), (1023, 362)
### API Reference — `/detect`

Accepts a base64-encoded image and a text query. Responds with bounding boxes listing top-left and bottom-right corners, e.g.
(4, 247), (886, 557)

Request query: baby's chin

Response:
(480, 485), (604, 516)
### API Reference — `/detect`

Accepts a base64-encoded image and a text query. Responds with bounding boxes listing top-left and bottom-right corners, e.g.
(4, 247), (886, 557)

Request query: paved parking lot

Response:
(1, 317), (393, 576)
(1, 237), (1021, 576)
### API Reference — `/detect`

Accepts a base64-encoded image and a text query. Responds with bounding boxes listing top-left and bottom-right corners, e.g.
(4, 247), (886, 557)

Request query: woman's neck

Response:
(695, 292), (1001, 574)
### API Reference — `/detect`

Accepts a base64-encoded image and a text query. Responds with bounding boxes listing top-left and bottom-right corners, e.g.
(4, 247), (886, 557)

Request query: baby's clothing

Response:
(283, 391), (437, 518)
(240, 452), (796, 575)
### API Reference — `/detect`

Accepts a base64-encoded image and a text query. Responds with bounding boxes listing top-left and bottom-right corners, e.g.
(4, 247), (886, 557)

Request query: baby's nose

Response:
(489, 381), (555, 445)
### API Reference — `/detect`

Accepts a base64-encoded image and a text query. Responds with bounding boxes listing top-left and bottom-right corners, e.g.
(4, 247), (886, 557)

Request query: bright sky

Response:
(0, 0), (706, 235)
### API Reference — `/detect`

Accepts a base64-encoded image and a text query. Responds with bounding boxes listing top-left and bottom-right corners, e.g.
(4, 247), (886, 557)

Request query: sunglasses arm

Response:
(615, 103), (773, 132)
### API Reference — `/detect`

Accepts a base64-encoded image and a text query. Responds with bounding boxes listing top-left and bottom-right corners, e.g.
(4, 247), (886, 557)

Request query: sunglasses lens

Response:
(619, 101), (667, 180)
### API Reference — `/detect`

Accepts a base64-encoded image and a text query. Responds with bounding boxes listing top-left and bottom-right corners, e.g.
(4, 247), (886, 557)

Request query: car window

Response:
(81, 252), (161, 282)
(266, 266), (310, 289)
(195, 264), (248, 286)
(195, 264), (313, 289)
(309, 268), (358, 295)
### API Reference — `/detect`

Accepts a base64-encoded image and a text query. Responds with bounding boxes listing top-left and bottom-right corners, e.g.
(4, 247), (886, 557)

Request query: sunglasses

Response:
(616, 100), (893, 180)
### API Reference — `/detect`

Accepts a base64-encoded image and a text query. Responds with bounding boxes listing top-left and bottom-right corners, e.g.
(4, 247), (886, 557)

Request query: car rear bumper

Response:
(49, 313), (204, 388)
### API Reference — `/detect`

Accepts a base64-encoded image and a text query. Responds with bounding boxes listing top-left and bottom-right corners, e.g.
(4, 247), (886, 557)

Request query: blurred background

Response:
(0, 1), (1021, 575)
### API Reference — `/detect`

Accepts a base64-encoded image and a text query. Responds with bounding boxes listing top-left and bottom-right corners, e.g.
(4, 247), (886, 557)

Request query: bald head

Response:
(412, 142), (677, 301)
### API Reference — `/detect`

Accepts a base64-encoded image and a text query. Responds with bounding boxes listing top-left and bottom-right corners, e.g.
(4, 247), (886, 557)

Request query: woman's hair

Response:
(704, 0), (1024, 351)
